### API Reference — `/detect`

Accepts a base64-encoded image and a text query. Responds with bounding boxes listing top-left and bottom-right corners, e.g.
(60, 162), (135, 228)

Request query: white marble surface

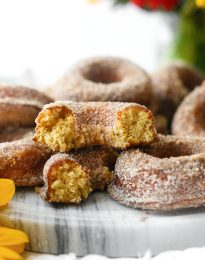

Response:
(1, 189), (205, 257)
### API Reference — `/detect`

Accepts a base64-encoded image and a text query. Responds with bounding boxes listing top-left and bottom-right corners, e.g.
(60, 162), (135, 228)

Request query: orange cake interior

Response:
(46, 161), (92, 203)
(35, 106), (157, 152)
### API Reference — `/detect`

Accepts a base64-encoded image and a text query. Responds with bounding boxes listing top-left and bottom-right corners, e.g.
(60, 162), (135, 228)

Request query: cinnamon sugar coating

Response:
(47, 57), (152, 107)
(38, 148), (118, 203)
(172, 82), (205, 137)
(0, 136), (52, 186)
(152, 62), (205, 120)
(0, 84), (52, 127)
(34, 101), (158, 152)
(0, 127), (34, 142)
(108, 135), (205, 210)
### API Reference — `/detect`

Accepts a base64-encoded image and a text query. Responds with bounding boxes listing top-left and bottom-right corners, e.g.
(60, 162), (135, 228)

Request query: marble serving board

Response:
(1, 188), (205, 257)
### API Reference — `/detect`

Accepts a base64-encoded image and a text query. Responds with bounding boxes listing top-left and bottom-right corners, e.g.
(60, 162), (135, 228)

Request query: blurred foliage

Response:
(171, 0), (205, 72)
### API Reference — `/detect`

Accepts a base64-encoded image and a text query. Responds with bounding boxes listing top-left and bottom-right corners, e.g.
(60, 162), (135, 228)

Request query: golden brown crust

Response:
(108, 135), (205, 210)
(0, 84), (52, 127)
(47, 57), (152, 106)
(39, 148), (118, 203)
(0, 137), (52, 186)
(172, 82), (205, 137)
(34, 101), (158, 152)
(152, 62), (205, 120)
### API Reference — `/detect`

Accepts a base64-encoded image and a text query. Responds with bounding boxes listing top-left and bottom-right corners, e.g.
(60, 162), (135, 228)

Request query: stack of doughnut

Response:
(38, 56), (205, 210)
(3, 56), (205, 211)
(34, 101), (158, 202)
(0, 85), (53, 186)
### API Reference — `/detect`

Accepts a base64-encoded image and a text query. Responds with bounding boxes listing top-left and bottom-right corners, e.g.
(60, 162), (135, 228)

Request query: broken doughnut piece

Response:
(38, 148), (118, 203)
(34, 101), (158, 152)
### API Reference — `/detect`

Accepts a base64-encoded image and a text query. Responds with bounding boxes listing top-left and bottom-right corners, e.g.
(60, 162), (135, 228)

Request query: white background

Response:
(0, 0), (174, 87)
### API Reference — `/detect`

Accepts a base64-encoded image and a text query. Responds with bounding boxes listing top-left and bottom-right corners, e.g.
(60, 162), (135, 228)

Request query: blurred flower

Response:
(131, 0), (178, 10)
(196, 0), (205, 7)
(0, 179), (29, 259)
(87, 0), (100, 3)
(0, 227), (29, 260)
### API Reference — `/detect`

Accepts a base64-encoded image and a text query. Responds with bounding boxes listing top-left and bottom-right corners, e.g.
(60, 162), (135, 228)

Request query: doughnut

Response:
(172, 82), (205, 137)
(38, 148), (118, 203)
(152, 62), (205, 120)
(47, 57), (152, 107)
(108, 135), (205, 210)
(34, 101), (158, 152)
(0, 127), (34, 142)
(0, 84), (52, 127)
(0, 135), (52, 186)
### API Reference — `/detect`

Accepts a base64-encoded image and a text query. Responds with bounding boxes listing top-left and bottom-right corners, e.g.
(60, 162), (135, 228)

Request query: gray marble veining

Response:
(1, 188), (205, 257)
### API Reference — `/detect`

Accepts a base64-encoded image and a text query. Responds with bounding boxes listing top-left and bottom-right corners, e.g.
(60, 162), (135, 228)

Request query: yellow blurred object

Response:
(0, 179), (15, 207)
(87, 0), (100, 4)
(0, 179), (29, 259)
(0, 246), (23, 260)
(196, 0), (205, 7)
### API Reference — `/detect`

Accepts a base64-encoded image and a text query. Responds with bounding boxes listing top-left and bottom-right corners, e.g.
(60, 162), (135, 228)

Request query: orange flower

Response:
(196, 0), (205, 7)
(0, 179), (29, 260)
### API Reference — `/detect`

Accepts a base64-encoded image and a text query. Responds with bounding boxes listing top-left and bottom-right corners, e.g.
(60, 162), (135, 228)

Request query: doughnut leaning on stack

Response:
(47, 57), (152, 106)
(0, 85), (53, 186)
(46, 56), (167, 133)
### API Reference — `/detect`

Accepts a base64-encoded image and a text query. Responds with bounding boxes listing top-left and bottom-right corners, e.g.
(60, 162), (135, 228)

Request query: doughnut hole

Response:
(82, 63), (122, 84)
(143, 136), (205, 158)
(91, 166), (113, 190)
(47, 161), (92, 203)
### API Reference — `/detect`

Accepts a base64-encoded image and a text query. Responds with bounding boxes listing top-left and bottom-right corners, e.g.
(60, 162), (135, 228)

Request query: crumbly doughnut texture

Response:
(0, 84), (52, 127)
(172, 82), (205, 137)
(34, 101), (158, 152)
(108, 135), (205, 211)
(47, 56), (152, 106)
(152, 62), (205, 119)
(38, 148), (118, 203)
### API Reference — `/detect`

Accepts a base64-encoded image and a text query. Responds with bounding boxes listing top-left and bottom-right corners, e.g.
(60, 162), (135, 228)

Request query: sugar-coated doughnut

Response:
(34, 101), (158, 152)
(38, 148), (118, 203)
(108, 135), (205, 210)
(0, 136), (52, 186)
(172, 82), (205, 137)
(152, 62), (205, 120)
(0, 127), (34, 142)
(0, 84), (52, 127)
(47, 57), (152, 107)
